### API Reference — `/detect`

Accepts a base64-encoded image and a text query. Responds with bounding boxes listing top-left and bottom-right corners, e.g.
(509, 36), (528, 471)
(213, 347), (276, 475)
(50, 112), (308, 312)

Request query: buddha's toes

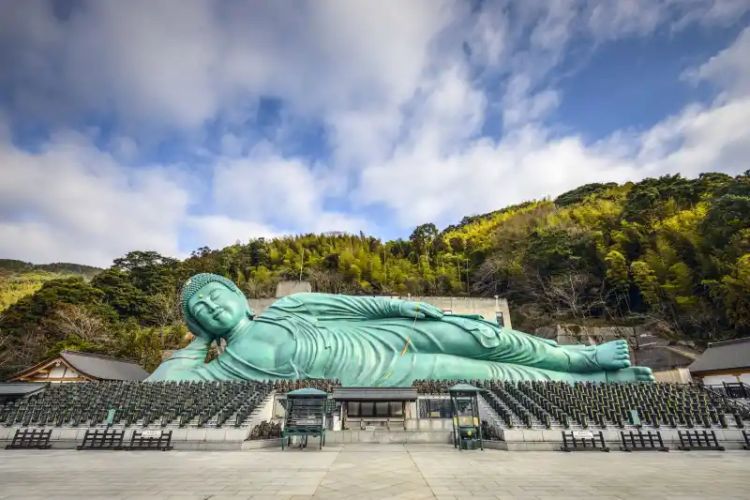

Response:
(606, 366), (655, 383)
(594, 339), (631, 370)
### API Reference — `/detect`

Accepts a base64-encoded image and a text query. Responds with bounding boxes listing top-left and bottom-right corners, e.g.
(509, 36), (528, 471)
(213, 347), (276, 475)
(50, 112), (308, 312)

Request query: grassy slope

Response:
(0, 260), (101, 313)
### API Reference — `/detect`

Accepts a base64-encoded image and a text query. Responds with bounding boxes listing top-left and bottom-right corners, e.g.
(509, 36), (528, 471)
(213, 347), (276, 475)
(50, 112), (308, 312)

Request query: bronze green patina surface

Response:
(147, 273), (654, 385)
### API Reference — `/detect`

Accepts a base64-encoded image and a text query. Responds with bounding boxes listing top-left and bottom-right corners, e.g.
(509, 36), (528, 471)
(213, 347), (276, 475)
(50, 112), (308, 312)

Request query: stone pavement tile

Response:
(123, 497), (172, 500)
(4, 497), (51, 500)
(276, 488), (318, 496)
(535, 497), (623, 500)
(664, 497), (748, 500)
(1, 447), (748, 499)
(205, 496), (253, 500)
(164, 496), (214, 500)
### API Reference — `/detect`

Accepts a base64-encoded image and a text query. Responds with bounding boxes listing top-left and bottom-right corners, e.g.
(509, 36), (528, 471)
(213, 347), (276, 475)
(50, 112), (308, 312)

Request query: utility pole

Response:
(456, 260), (462, 293)
(465, 258), (470, 295)
(383, 247), (387, 285)
(299, 248), (304, 282)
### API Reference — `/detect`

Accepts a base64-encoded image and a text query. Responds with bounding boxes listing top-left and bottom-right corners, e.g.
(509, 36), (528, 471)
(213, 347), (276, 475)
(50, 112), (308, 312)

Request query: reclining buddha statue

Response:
(147, 273), (654, 385)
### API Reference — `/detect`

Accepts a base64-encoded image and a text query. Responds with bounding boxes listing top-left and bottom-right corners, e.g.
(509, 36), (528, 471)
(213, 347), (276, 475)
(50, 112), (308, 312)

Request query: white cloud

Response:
(586, 0), (750, 40)
(358, 91), (750, 227)
(1, 0), (745, 134)
(685, 26), (750, 98)
(0, 0), (452, 134)
(1, 1), (749, 266)
(637, 98), (750, 177)
(0, 129), (331, 266)
(671, 0), (750, 31)
(0, 131), (189, 266)
(586, 0), (664, 40)
(358, 128), (635, 226)
(186, 216), (279, 250)
(501, 75), (560, 127)
(357, 25), (750, 227)
(212, 145), (367, 234)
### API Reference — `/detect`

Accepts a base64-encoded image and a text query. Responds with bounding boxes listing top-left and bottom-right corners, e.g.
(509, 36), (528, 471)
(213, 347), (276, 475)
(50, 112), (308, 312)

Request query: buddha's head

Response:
(181, 273), (254, 340)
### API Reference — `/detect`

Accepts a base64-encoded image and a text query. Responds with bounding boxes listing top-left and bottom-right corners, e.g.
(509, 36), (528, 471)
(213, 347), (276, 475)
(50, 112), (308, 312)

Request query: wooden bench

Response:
(5, 428), (51, 449)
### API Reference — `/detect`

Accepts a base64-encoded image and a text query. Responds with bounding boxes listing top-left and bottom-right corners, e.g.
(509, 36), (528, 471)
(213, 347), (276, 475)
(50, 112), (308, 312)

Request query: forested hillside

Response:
(1, 172), (749, 377)
(0, 260), (101, 313)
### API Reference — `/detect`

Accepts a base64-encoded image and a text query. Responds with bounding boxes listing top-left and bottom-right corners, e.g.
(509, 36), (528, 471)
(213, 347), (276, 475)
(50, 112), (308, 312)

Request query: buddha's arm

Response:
(146, 337), (212, 381)
(268, 293), (407, 320)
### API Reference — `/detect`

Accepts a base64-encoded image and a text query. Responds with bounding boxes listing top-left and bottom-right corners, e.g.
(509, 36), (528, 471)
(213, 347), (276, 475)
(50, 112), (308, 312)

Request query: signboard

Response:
(295, 418), (318, 425)
(141, 430), (162, 438)
(572, 430), (593, 439)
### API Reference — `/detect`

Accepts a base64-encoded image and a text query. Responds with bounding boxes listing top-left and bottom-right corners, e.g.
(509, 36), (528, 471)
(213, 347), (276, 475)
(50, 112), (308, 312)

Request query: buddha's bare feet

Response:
(606, 366), (655, 383)
(594, 339), (631, 370)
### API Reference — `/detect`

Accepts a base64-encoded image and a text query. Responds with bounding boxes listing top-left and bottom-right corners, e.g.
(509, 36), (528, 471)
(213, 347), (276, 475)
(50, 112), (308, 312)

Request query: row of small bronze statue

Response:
(269, 378), (465, 394)
(413, 379), (468, 394)
(248, 420), (282, 440)
(272, 379), (341, 393)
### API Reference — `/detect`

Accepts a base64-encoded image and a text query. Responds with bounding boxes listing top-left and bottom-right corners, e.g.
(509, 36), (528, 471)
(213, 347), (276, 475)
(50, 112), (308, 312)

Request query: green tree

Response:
(720, 254), (750, 333)
(409, 223), (439, 257)
(630, 260), (660, 310)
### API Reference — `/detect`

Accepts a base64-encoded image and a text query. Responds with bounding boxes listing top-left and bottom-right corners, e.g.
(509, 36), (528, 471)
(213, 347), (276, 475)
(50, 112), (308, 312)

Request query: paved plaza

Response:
(0, 444), (746, 499)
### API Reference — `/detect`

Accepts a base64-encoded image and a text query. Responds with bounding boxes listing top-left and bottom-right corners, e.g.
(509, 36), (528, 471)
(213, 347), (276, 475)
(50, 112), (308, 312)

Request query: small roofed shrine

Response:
(7, 350), (149, 383)
(282, 387), (328, 450)
(449, 383), (483, 450)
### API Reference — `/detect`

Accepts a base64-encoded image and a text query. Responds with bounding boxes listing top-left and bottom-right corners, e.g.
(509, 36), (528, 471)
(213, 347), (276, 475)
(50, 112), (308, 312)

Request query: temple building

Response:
(7, 350), (149, 383)
(688, 336), (750, 386)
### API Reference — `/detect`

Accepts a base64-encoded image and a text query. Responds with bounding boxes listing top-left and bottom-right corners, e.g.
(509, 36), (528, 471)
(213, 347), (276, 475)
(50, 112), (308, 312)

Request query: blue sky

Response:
(1, 0), (749, 266)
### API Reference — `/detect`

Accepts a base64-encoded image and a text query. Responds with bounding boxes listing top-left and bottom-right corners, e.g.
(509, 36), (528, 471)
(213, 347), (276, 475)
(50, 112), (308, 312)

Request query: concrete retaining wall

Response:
(500, 428), (749, 450)
(405, 418), (453, 431)
(2, 425), (745, 451)
(325, 430), (452, 444)
(0, 426), (250, 451)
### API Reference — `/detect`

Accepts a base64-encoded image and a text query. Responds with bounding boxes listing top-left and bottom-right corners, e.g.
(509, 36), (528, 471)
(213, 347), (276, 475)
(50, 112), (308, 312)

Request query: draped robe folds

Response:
(148, 293), (615, 385)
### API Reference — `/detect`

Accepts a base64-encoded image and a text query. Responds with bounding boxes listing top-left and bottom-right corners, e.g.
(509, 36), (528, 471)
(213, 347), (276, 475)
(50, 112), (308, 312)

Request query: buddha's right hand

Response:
(189, 328), (218, 345)
(145, 336), (212, 381)
(397, 301), (444, 320)
(188, 335), (214, 349)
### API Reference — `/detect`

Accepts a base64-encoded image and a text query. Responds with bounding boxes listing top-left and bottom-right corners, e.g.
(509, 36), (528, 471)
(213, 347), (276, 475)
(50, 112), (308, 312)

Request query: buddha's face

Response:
(187, 282), (247, 336)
